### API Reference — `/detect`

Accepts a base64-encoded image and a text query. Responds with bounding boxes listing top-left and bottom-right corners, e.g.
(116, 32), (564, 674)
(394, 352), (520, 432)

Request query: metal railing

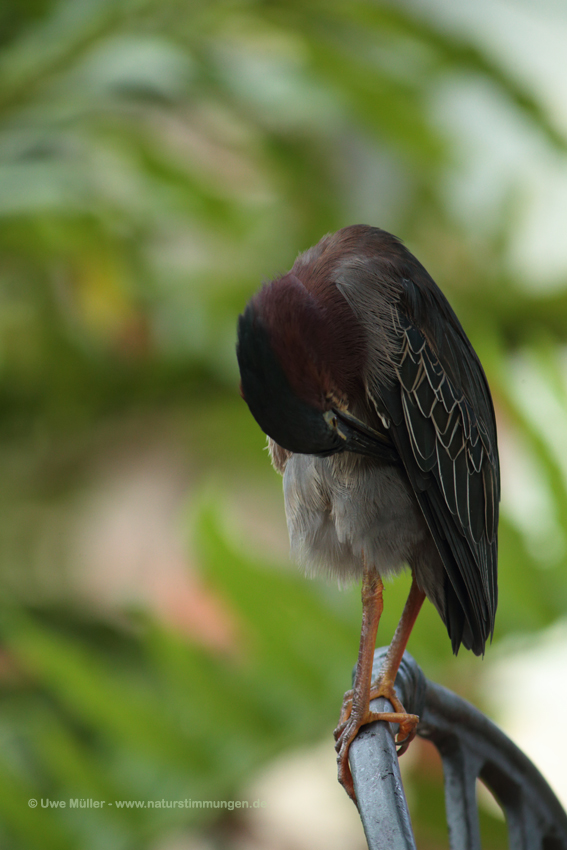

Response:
(350, 648), (567, 850)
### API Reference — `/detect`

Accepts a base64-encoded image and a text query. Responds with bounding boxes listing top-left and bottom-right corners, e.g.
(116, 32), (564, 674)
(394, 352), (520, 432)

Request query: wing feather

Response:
(368, 298), (499, 656)
(402, 393), (437, 469)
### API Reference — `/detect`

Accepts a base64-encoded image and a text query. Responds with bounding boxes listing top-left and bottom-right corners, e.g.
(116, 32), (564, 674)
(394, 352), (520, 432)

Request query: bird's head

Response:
(237, 268), (395, 460)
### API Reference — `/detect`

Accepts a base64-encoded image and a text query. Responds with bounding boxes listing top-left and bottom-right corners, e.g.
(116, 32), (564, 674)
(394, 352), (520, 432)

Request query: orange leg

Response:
(334, 570), (426, 803)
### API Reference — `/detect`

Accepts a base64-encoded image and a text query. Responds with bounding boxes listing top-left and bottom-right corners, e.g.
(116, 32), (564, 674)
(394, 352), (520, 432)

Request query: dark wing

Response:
(371, 278), (499, 656)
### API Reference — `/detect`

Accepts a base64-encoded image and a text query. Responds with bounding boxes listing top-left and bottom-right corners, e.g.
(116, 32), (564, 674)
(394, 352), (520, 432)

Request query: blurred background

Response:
(1, 0), (567, 847)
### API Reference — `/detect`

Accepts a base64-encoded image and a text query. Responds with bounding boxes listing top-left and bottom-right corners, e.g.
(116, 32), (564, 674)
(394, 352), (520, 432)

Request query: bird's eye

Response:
(323, 409), (339, 431)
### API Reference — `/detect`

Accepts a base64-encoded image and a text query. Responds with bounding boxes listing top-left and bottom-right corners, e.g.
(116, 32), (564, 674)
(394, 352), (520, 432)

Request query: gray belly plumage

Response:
(282, 452), (431, 583)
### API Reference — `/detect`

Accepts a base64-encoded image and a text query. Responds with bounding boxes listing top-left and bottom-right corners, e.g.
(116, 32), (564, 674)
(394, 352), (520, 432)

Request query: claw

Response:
(395, 722), (418, 755)
(334, 678), (420, 803)
(337, 689), (354, 727)
(334, 574), (426, 803)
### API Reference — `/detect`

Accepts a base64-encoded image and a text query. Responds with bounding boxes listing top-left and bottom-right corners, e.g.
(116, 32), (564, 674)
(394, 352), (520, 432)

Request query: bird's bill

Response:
(324, 409), (399, 463)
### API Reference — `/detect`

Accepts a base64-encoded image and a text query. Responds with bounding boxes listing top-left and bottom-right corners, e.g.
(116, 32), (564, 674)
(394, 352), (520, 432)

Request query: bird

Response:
(236, 224), (499, 802)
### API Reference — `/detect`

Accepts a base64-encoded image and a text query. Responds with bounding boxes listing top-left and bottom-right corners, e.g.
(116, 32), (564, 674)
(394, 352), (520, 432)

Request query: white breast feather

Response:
(283, 452), (428, 582)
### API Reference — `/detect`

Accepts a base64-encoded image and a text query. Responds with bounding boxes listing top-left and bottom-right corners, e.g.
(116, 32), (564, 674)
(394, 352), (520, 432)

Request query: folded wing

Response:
(368, 282), (499, 655)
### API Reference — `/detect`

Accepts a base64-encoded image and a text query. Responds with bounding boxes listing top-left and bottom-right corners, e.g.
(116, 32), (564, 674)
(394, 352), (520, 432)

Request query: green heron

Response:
(236, 225), (499, 802)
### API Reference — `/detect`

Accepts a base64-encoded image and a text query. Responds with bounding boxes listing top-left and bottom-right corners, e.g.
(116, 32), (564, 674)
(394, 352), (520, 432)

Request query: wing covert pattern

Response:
(374, 312), (499, 655)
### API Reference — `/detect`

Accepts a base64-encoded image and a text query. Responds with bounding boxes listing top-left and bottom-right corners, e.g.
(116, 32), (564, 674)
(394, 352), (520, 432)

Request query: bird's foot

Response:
(333, 679), (419, 803)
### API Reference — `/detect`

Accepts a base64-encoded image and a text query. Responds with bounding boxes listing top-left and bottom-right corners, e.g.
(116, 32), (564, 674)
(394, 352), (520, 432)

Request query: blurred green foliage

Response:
(1, 0), (567, 847)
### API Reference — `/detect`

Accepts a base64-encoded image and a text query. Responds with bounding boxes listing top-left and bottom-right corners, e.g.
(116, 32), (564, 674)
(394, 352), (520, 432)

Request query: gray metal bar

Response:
(348, 647), (425, 850)
(420, 678), (567, 850)
(437, 740), (483, 850)
(349, 648), (567, 850)
(350, 695), (417, 850)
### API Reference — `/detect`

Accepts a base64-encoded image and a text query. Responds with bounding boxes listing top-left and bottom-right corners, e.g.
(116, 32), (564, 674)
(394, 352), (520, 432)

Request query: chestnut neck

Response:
(253, 272), (366, 411)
